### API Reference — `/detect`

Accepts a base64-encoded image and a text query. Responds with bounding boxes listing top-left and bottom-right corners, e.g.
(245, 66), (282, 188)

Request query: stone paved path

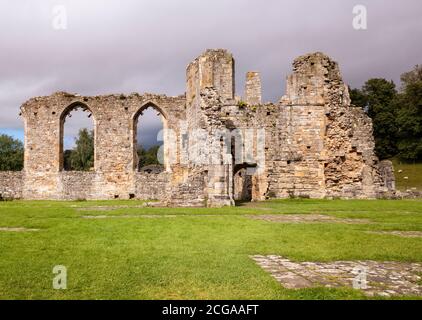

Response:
(0, 227), (39, 232)
(81, 215), (177, 219)
(81, 214), (237, 219)
(252, 255), (422, 297)
(248, 214), (372, 224)
(75, 203), (159, 211)
(367, 231), (422, 238)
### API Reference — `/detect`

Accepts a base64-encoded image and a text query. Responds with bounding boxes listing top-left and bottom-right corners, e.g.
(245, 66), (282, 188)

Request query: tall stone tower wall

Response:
(245, 72), (262, 105)
(185, 49), (236, 207)
(186, 49), (235, 107)
(271, 52), (388, 199)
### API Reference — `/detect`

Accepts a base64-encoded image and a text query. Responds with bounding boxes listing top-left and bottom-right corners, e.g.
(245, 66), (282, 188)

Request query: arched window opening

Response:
(134, 105), (165, 173)
(60, 104), (95, 171)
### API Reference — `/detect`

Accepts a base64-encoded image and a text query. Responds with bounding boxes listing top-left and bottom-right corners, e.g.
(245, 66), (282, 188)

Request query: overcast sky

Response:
(0, 0), (421, 147)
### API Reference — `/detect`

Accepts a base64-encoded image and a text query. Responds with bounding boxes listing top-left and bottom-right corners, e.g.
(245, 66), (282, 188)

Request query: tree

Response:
(400, 65), (422, 89)
(350, 65), (422, 163)
(396, 65), (422, 162)
(351, 79), (399, 159)
(137, 145), (162, 169)
(349, 86), (367, 109)
(0, 134), (24, 171)
(64, 129), (94, 171)
(63, 150), (73, 171)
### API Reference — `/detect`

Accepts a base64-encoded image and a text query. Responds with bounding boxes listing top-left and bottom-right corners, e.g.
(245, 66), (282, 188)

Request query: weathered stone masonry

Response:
(0, 49), (395, 206)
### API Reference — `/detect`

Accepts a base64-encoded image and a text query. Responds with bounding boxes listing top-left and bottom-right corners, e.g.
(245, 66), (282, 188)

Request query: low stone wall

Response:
(134, 172), (170, 201)
(0, 171), (23, 199)
(166, 170), (207, 207)
(396, 189), (422, 199)
(16, 171), (172, 201)
(59, 171), (97, 200)
(57, 171), (171, 201)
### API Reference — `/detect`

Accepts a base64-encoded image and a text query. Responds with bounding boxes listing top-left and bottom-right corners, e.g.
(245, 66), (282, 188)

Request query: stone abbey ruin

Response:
(0, 49), (396, 207)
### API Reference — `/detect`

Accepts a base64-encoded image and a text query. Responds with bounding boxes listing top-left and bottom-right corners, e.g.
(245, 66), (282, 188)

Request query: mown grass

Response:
(0, 199), (421, 300)
(392, 159), (422, 191)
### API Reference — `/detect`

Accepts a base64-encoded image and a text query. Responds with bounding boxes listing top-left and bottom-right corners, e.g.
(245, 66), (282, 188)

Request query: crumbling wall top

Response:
(281, 52), (347, 106)
(186, 49), (235, 105)
(186, 49), (233, 69)
(20, 91), (186, 117)
(292, 52), (338, 73)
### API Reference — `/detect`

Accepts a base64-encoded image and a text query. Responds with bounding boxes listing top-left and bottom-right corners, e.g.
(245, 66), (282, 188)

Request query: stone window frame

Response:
(132, 101), (170, 172)
(59, 102), (96, 172)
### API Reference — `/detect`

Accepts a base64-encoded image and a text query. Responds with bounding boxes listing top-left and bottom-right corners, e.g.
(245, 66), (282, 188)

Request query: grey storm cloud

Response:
(0, 0), (421, 143)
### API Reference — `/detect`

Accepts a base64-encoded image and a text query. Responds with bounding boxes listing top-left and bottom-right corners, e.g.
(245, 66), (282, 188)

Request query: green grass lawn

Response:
(392, 159), (422, 191)
(0, 199), (421, 300)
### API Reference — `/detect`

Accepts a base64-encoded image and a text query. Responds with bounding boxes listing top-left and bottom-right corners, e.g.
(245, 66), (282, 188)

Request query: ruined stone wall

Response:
(378, 160), (396, 194)
(233, 168), (252, 201)
(218, 51), (394, 200)
(20, 93), (187, 201)
(58, 172), (96, 200)
(0, 172), (23, 199)
(244, 72), (262, 106)
(288, 53), (388, 199)
(7, 48), (395, 205)
(219, 102), (327, 200)
(269, 53), (392, 199)
(185, 49), (236, 207)
(134, 172), (170, 201)
(186, 49), (235, 106)
(164, 169), (207, 207)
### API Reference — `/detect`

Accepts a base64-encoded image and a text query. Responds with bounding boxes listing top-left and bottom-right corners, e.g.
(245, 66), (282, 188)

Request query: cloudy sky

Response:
(0, 0), (421, 148)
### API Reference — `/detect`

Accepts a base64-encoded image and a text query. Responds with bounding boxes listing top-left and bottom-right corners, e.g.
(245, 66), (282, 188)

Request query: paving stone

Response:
(367, 231), (422, 238)
(248, 214), (372, 224)
(251, 255), (422, 297)
(0, 227), (39, 232)
(81, 215), (177, 219)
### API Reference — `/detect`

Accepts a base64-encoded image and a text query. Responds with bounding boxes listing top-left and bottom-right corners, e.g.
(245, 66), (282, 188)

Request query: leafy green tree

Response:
(396, 65), (422, 162)
(137, 145), (162, 169)
(63, 150), (73, 171)
(400, 65), (422, 89)
(64, 129), (94, 171)
(350, 79), (399, 159)
(349, 86), (367, 109)
(0, 134), (24, 171)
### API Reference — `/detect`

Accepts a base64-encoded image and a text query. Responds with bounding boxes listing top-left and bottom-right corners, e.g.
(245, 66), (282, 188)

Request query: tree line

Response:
(0, 134), (24, 171)
(0, 129), (161, 171)
(63, 129), (161, 171)
(350, 65), (421, 162)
